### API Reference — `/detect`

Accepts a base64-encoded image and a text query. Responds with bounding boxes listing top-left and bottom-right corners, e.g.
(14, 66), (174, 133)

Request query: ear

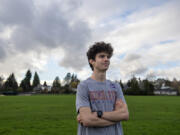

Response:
(89, 59), (94, 65)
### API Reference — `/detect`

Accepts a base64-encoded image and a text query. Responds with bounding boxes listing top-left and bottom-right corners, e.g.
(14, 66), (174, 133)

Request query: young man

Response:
(76, 42), (129, 135)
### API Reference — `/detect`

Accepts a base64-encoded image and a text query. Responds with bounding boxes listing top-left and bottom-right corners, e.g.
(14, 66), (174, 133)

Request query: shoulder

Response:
(77, 78), (91, 89)
(106, 80), (120, 89)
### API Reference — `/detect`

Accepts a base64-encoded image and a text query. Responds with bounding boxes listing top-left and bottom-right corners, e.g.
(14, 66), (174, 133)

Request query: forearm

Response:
(78, 113), (116, 127)
(102, 110), (129, 122)
(83, 116), (116, 127)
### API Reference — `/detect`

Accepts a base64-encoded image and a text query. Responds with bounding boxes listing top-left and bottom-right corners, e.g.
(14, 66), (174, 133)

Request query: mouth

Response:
(103, 63), (109, 66)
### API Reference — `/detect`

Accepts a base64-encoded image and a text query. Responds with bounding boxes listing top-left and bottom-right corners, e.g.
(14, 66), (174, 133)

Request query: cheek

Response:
(97, 62), (102, 66)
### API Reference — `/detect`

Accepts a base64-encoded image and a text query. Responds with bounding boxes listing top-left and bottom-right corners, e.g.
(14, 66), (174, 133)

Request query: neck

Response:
(91, 69), (106, 82)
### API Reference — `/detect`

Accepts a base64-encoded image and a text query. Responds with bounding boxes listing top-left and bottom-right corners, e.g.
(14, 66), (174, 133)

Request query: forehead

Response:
(96, 52), (109, 56)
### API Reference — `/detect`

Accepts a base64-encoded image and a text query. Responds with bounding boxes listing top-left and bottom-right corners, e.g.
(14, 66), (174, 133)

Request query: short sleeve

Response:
(116, 83), (127, 104)
(76, 82), (90, 113)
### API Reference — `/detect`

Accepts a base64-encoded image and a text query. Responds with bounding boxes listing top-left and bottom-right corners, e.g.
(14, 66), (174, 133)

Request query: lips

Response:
(103, 63), (109, 66)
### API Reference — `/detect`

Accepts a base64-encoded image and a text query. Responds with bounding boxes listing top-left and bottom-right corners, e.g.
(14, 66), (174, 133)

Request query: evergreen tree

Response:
(125, 76), (141, 95)
(165, 79), (171, 87)
(64, 72), (71, 84)
(4, 73), (18, 91)
(32, 71), (40, 88)
(20, 69), (32, 91)
(71, 74), (75, 83)
(171, 78), (180, 95)
(127, 80), (131, 87)
(20, 80), (25, 90)
(52, 76), (61, 93)
(53, 77), (61, 87)
(142, 79), (150, 95)
(149, 82), (154, 95)
(119, 80), (124, 89)
(74, 75), (79, 82)
(131, 77), (140, 95)
(0, 76), (4, 91)
(43, 81), (47, 87)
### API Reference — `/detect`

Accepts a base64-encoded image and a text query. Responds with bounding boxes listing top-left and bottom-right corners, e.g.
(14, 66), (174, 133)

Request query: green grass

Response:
(124, 96), (180, 135)
(0, 95), (179, 135)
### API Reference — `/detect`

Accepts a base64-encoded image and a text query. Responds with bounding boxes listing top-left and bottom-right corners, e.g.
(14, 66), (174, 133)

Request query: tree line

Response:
(0, 70), (80, 95)
(0, 71), (180, 95)
(119, 76), (180, 95)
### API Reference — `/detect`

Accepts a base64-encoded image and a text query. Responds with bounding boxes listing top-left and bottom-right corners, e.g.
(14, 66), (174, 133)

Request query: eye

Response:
(99, 55), (105, 58)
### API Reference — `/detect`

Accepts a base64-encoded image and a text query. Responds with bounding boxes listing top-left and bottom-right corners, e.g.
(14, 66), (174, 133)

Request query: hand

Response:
(92, 112), (97, 117)
(77, 114), (81, 123)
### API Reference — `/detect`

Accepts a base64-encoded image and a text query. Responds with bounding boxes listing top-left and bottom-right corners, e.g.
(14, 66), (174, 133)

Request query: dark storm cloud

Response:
(0, 0), (34, 26)
(131, 67), (147, 75)
(0, 41), (6, 60)
(124, 53), (141, 62)
(0, 0), (91, 70)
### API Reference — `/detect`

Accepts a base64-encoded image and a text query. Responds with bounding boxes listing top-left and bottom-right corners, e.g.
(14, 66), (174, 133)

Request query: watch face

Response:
(98, 111), (102, 118)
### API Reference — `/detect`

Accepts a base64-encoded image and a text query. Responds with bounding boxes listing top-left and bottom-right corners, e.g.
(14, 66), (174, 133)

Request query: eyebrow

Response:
(99, 54), (110, 57)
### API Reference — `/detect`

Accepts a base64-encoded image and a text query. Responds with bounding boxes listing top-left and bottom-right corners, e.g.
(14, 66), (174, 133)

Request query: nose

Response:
(104, 56), (109, 61)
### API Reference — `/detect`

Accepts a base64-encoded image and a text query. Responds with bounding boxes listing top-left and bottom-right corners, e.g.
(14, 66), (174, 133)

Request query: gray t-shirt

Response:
(76, 77), (126, 135)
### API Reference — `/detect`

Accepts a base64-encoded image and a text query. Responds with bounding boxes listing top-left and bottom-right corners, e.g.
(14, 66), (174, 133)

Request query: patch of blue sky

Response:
(159, 40), (176, 45)
(117, 53), (126, 59)
(120, 9), (136, 19)
(39, 58), (68, 82)
(97, 8), (137, 29)
(101, 0), (169, 24)
(154, 61), (180, 70)
(137, 43), (153, 51)
(144, 0), (170, 7)
(101, 9), (136, 24)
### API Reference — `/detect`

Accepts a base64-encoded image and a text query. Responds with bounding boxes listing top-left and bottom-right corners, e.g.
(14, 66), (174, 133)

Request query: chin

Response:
(102, 68), (108, 71)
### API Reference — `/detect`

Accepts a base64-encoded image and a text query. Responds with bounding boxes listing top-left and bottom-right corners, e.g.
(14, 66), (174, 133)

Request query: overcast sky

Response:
(0, 0), (180, 84)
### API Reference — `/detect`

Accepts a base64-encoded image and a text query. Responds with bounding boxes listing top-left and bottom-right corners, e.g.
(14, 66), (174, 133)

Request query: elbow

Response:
(81, 116), (96, 127)
(83, 119), (94, 127)
(83, 121), (91, 127)
(117, 111), (129, 121)
(124, 112), (129, 121)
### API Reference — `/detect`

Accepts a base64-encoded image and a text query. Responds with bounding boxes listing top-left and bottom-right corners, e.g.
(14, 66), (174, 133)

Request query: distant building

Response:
(33, 84), (52, 93)
(42, 85), (52, 92)
(154, 83), (177, 95)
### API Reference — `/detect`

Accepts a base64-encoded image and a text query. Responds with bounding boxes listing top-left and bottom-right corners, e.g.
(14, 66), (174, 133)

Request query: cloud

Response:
(0, 0), (34, 26)
(78, 0), (168, 27)
(0, 0), (180, 82)
(146, 66), (180, 80)
(0, 40), (7, 60)
(0, 50), (48, 81)
(124, 54), (141, 62)
(0, 0), (91, 77)
(98, 0), (180, 81)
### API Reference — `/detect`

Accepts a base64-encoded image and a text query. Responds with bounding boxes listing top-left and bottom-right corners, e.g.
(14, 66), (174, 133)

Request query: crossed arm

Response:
(77, 99), (129, 127)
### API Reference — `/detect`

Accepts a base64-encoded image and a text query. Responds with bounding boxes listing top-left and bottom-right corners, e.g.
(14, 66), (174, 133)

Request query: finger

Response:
(77, 118), (81, 123)
(77, 118), (80, 122)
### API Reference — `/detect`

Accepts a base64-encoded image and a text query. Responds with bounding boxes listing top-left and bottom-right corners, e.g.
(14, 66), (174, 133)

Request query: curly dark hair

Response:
(86, 41), (113, 71)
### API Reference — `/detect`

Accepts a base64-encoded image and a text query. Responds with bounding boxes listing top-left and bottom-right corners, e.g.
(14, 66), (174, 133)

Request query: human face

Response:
(90, 52), (110, 72)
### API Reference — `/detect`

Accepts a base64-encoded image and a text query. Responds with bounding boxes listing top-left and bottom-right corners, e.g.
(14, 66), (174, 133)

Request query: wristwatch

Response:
(97, 110), (103, 118)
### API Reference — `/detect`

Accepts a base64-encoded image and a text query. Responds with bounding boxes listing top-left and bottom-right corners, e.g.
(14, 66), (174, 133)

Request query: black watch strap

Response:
(97, 110), (103, 118)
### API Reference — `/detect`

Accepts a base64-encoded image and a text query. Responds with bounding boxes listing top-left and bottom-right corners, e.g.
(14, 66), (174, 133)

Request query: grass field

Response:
(0, 95), (179, 135)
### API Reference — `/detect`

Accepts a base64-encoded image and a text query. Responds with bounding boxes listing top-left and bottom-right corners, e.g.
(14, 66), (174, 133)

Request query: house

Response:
(154, 83), (177, 95)
(33, 84), (52, 93)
